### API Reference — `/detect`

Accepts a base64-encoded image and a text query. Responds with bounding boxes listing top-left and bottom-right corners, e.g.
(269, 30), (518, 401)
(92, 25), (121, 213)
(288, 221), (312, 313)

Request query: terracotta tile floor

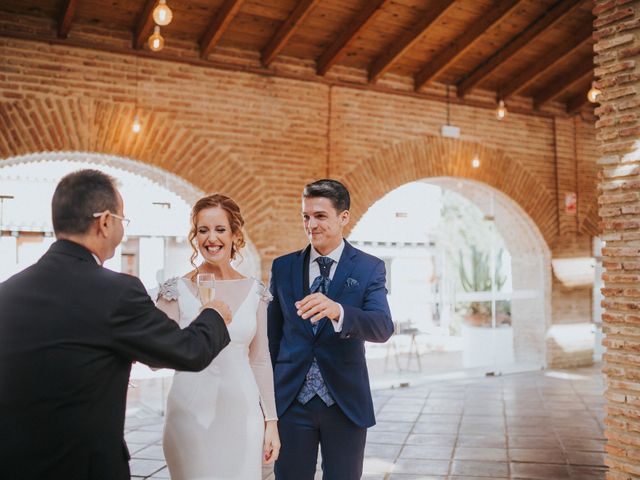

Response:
(126, 365), (606, 479)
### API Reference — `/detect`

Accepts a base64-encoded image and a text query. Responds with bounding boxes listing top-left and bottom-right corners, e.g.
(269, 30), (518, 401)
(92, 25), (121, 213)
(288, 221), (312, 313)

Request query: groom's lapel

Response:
(317, 240), (357, 334)
(292, 246), (314, 337)
(328, 240), (356, 300)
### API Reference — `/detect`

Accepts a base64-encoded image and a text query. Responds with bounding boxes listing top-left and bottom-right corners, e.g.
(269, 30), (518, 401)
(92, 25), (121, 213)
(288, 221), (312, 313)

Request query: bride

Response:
(157, 194), (280, 479)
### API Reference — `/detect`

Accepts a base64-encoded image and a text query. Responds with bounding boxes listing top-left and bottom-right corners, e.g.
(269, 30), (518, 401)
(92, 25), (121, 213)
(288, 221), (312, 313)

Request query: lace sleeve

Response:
(156, 277), (180, 324)
(249, 286), (278, 421)
(158, 277), (180, 302)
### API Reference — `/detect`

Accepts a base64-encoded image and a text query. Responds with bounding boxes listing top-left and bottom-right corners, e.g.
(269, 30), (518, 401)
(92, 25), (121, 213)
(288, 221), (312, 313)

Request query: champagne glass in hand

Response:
(196, 273), (216, 304)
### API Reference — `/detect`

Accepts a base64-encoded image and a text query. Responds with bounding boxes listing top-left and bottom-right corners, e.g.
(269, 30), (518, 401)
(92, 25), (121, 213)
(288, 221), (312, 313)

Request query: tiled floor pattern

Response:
(126, 366), (606, 479)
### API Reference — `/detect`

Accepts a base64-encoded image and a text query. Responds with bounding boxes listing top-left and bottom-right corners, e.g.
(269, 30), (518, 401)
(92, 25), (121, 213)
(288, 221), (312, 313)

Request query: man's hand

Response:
(203, 300), (232, 325)
(296, 293), (341, 323)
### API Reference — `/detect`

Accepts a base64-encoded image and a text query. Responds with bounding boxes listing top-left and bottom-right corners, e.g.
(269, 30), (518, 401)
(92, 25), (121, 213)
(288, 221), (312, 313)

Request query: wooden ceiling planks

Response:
(433, 0), (549, 86)
(414, 0), (522, 91)
(200, 0), (246, 58)
(315, 0), (387, 76)
(368, 0), (456, 83)
(0, 0), (59, 17)
(395, 0), (493, 77)
(261, 0), (321, 66)
(0, 0), (597, 115)
(456, 0), (586, 98)
(78, 0), (147, 28)
(133, 0), (159, 50)
(533, 57), (594, 108)
(566, 86), (591, 114)
(57, 0), (78, 39)
(500, 22), (593, 99)
(279, 0), (366, 61)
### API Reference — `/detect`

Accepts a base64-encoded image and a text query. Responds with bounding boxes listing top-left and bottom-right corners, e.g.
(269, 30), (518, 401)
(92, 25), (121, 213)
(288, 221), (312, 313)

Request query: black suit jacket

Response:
(0, 240), (230, 480)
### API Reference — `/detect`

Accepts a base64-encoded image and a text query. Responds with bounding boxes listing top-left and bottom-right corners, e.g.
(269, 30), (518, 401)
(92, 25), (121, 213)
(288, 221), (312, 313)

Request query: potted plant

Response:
(458, 246), (506, 327)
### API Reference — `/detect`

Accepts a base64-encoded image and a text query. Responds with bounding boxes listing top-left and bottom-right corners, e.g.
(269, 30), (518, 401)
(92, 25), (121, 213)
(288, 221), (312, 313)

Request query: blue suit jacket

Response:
(267, 240), (393, 428)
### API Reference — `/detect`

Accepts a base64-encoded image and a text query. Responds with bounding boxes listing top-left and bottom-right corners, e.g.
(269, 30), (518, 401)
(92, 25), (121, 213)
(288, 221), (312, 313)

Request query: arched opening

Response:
(0, 97), (271, 277)
(349, 178), (551, 385)
(0, 151), (262, 414)
(0, 151), (261, 282)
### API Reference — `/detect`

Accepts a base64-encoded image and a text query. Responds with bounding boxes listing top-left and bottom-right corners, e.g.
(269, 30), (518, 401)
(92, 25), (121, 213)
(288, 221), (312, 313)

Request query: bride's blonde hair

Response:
(188, 194), (246, 273)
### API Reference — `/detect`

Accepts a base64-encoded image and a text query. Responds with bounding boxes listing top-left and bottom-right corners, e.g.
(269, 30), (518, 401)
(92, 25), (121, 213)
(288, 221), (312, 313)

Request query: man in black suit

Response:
(0, 169), (232, 480)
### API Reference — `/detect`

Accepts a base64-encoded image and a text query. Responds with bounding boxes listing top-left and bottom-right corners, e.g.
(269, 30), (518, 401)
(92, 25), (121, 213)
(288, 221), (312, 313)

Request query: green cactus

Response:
(458, 246), (506, 292)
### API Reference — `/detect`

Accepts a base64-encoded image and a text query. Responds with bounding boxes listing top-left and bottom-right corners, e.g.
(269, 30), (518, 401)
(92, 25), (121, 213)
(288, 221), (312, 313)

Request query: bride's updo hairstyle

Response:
(188, 194), (246, 270)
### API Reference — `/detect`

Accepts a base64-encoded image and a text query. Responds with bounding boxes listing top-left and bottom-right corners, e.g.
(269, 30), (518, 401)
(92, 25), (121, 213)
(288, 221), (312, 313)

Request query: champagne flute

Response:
(196, 273), (216, 304)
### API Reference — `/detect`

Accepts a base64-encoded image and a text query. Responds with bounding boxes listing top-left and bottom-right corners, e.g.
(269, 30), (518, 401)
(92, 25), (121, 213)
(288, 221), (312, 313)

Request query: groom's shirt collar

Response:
(309, 239), (344, 266)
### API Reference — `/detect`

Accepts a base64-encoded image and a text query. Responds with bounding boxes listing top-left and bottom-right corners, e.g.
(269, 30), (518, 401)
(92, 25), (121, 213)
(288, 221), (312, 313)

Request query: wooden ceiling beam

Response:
(502, 23), (592, 99)
(414, 0), (521, 91)
(58, 0), (78, 39)
(261, 0), (320, 67)
(457, 0), (585, 98)
(566, 89), (591, 115)
(533, 62), (593, 108)
(133, 0), (157, 50)
(0, 29), (557, 119)
(316, 0), (387, 76)
(369, 0), (455, 83)
(200, 0), (245, 59)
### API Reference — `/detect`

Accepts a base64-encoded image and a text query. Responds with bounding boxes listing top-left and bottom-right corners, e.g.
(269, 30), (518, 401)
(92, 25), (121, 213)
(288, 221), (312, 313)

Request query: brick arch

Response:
(0, 97), (267, 251)
(342, 136), (557, 248)
(580, 202), (599, 237)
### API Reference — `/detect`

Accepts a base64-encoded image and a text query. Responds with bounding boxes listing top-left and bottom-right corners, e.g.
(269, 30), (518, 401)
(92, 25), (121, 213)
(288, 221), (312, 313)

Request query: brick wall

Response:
(593, 1), (640, 478)
(0, 20), (598, 367)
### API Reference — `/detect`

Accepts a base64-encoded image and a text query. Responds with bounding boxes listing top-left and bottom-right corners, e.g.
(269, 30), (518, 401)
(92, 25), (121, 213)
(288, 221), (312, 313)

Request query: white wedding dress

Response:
(157, 277), (277, 480)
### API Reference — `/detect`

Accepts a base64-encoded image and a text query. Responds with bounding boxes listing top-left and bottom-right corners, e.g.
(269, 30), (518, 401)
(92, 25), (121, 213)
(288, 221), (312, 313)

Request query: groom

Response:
(268, 179), (393, 479)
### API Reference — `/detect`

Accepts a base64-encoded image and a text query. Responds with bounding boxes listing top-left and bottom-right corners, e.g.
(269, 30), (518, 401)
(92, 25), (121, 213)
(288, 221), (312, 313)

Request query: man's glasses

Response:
(92, 211), (131, 228)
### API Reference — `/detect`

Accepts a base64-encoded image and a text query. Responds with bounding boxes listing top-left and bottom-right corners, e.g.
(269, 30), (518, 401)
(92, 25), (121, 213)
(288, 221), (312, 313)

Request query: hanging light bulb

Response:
(132, 114), (141, 133)
(153, 0), (173, 26)
(587, 83), (601, 103)
(471, 155), (480, 169)
(148, 26), (165, 52)
(495, 99), (507, 120)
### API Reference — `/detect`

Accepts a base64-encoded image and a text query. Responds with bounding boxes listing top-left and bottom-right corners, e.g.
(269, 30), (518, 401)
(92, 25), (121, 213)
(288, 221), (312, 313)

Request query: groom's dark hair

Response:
(52, 169), (119, 235)
(303, 179), (350, 212)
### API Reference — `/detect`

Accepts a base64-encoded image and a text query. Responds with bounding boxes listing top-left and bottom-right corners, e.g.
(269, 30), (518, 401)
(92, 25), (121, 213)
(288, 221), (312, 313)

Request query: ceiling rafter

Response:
(0, 28), (558, 120)
(316, 0), (387, 76)
(456, 0), (585, 98)
(534, 61), (593, 108)
(261, 0), (321, 67)
(566, 89), (591, 115)
(58, 0), (78, 39)
(502, 23), (593, 99)
(414, 0), (521, 91)
(200, 0), (245, 59)
(369, 0), (455, 83)
(133, 0), (157, 50)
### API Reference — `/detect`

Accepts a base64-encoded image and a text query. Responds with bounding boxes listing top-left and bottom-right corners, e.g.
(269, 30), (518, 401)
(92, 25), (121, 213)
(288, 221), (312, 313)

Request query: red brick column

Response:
(594, 1), (640, 478)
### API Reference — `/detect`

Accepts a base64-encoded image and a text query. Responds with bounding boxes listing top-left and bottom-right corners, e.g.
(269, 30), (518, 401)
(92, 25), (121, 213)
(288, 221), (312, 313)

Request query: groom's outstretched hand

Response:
(296, 293), (340, 323)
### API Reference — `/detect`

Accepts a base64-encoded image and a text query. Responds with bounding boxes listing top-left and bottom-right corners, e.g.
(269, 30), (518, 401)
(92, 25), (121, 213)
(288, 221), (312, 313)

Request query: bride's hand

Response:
(202, 300), (232, 325)
(263, 420), (280, 465)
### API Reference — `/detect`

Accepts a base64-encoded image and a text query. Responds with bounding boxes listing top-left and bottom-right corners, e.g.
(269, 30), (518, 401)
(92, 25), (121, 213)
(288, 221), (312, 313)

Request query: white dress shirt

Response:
(308, 240), (345, 332)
